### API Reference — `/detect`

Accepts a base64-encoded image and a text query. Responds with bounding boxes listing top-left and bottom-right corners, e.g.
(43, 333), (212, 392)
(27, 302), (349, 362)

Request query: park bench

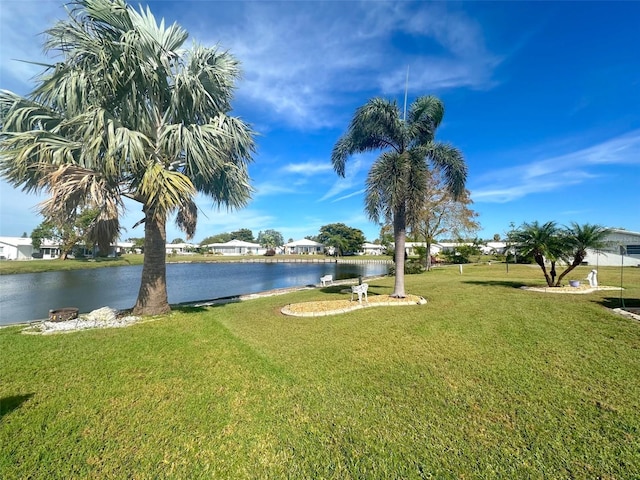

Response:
(351, 283), (369, 303)
(320, 274), (333, 287)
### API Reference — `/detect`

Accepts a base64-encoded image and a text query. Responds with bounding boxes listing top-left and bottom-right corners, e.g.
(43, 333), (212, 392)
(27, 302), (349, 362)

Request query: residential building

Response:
(204, 239), (264, 255)
(283, 239), (324, 255)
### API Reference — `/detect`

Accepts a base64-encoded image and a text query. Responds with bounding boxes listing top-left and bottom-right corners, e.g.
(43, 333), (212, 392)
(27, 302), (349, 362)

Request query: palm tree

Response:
(554, 223), (609, 286)
(0, 0), (254, 315)
(511, 221), (559, 286)
(512, 221), (610, 287)
(331, 96), (467, 297)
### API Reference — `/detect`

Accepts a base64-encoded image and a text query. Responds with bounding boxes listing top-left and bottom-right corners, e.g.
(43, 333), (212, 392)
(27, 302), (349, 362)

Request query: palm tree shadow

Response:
(462, 280), (528, 289)
(1, 393), (34, 419)
(173, 298), (241, 311)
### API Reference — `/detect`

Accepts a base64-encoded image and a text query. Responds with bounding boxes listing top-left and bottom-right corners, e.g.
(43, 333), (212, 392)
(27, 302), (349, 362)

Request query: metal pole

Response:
(620, 245), (625, 309)
(403, 66), (409, 122)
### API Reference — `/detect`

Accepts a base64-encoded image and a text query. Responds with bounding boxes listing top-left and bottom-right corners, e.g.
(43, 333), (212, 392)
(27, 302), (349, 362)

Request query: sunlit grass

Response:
(1, 264), (639, 478)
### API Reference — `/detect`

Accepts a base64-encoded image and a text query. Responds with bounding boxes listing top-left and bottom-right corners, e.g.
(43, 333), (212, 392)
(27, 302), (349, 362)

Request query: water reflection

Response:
(0, 261), (388, 325)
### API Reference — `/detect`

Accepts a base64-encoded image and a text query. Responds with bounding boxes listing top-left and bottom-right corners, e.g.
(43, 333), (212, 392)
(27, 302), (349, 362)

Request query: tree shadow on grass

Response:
(462, 280), (528, 289)
(1, 393), (34, 419)
(596, 296), (640, 310)
(172, 300), (240, 312)
(319, 285), (348, 294)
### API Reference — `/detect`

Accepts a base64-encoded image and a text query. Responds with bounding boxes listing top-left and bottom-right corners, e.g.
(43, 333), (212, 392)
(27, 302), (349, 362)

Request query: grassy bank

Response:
(0, 254), (389, 275)
(1, 265), (639, 478)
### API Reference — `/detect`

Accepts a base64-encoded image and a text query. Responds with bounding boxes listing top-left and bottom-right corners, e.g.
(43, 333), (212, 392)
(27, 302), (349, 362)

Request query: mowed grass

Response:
(1, 264), (639, 479)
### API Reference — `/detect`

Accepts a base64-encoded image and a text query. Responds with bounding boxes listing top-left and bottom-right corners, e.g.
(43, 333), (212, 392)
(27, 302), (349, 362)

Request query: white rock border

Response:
(22, 307), (142, 335)
(520, 285), (622, 294)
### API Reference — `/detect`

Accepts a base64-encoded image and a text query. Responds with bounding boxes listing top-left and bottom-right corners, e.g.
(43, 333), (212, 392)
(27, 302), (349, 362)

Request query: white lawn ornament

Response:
(586, 269), (598, 288)
(351, 283), (369, 303)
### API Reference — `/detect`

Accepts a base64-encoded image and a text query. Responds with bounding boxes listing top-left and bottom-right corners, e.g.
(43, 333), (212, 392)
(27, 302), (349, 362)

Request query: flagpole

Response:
(403, 66), (409, 122)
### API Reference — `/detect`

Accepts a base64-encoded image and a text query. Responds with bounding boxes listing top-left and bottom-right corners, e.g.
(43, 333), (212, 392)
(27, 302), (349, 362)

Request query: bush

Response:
(388, 259), (425, 275)
(441, 250), (469, 264)
(264, 249), (276, 256)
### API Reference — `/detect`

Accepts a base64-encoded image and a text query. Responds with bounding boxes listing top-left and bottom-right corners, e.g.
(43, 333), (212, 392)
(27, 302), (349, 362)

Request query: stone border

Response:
(281, 296), (427, 317)
(520, 285), (623, 294)
(612, 308), (640, 322)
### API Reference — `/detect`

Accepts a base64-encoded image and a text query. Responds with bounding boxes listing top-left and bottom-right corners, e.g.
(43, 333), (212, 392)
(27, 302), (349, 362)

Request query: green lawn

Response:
(1, 264), (639, 479)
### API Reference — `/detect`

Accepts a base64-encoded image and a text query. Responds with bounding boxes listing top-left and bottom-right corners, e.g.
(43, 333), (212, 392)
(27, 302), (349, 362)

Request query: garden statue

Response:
(586, 269), (598, 288)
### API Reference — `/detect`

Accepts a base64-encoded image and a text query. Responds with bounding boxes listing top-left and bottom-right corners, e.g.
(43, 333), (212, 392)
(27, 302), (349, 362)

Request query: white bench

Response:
(351, 283), (369, 303)
(320, 274), (333, 287)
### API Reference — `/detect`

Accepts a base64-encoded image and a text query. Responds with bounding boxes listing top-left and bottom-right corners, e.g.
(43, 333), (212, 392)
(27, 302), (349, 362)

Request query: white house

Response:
(165, 242), (197, 255)
(360, 242), (386, 255)
(283, 239), (324, 255)
(396, 242), (443, 256)
(0, 236), (33, 260)
(480, 241), (507, 255)
(205, 239), (264, 255)
(582, 228), (640, 267)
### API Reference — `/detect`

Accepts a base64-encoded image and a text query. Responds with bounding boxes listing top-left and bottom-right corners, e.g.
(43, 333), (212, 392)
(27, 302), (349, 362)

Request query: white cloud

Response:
(332, 189), (366, 203)
(252, 181), (298, 198)
(197, 1), (500, 129)
(281, 162), (333, 176)
(1, 2), (501, 129)
(319, 155), (367, 202)
(472, 130), (640, 203)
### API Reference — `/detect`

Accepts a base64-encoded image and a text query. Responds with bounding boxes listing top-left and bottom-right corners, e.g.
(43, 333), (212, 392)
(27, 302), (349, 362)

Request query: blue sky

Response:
(1, 1), (639, 243)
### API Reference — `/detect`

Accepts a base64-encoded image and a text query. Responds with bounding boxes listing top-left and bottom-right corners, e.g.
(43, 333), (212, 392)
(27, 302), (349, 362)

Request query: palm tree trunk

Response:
(534, 253), (553, 287)
(133, 210), (171, 316)
(392, 205), (407, 298)
(554, 255), (584, 286)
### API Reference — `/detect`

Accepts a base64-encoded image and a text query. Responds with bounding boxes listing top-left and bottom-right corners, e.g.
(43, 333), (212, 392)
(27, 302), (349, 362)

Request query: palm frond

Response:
(36, 164), (122, 217)
(407, 95), (444, 146)
(2, 0), (255, 270)
(331, 98), (403, 177)
(137, 162), (196, 219)
(424, 142), (467, 200)
(365, 152), (409, 223)
(175, 198), (198, 239)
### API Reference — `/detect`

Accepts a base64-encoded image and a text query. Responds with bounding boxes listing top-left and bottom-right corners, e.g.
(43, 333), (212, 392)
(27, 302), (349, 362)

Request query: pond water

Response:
(0, 261), (389, 325)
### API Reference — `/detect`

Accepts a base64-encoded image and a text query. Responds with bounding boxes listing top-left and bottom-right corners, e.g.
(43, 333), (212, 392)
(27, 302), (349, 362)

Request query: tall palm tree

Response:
(0, 0), (254, 315)
(331, 96), (467, 297)
(511, 221), (559, 286)
(554, 223), (609, 286)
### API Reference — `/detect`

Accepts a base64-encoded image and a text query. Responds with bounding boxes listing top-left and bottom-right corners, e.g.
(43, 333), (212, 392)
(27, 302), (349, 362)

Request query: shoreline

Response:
(0, 275), (386, 328)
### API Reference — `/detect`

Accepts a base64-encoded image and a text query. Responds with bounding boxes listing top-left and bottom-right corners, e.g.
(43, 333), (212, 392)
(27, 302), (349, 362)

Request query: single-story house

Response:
(480, 241), (507, 255)
(394, 242), (443, 256)
(205, 239), (265, 255)
(0, 236), (34, 260)
(582, 228), (640, 267)
(283, 239), (324, 255)
(360, 242), (386, 255)
(165, 242), (198, 255)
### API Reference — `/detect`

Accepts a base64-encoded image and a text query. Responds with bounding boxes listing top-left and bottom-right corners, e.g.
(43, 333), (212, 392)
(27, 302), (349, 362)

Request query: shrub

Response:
(388, 258), (425, 275)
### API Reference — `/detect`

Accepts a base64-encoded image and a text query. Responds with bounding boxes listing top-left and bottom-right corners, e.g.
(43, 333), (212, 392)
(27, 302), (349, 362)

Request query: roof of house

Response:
(206, 239), (261, 248)
(0, 236), (32, 247)
(606, 228), (640, 238)
(284, 239), (324, 247)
